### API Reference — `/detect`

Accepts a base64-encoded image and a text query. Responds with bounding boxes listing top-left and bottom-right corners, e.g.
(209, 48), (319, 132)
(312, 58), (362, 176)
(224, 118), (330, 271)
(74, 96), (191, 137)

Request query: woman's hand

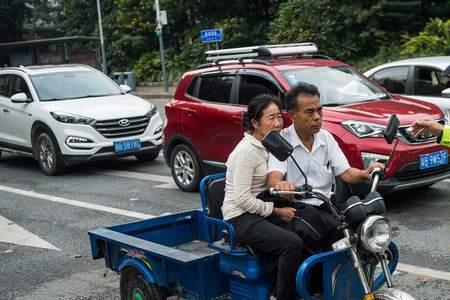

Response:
(272, 207), (296, 222)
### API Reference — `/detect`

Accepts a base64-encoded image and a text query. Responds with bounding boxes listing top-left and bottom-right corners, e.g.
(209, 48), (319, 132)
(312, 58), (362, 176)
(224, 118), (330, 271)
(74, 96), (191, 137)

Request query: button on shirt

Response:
(267, 125), (350, 197)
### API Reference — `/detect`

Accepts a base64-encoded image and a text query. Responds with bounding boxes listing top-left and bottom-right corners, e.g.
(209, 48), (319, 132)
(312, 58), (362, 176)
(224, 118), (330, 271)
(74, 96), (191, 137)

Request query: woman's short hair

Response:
(243, 94), (282, 129)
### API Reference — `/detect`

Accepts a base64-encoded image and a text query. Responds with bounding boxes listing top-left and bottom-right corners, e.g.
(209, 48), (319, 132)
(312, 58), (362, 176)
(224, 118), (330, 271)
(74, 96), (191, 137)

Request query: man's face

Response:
(289, 93), (322, 135)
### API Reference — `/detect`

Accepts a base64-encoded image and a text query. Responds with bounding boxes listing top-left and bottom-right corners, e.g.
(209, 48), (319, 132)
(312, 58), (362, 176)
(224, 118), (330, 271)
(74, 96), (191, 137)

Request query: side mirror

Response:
(10, 92), (31, 103)
(441, 88), (450, 97)
(384, 114), (399, 144)
(261, 130), (293, 161)
(120, 84), (132, 93)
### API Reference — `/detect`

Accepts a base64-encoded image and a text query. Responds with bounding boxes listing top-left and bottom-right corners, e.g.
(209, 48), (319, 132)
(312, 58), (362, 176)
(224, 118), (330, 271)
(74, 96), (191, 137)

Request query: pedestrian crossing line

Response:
(397, 263), (450, 281)
(0, 185), (154, 220)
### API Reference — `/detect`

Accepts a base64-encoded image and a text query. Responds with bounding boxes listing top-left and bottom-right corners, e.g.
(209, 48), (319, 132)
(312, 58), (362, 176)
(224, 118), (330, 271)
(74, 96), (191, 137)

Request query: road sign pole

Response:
(96, 0), (107, 74)
(155, 0), (168, 93)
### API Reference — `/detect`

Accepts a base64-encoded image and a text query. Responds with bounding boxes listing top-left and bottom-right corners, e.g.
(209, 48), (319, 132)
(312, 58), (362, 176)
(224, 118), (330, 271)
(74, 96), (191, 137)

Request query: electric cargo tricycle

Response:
(89, 114), (415, 300)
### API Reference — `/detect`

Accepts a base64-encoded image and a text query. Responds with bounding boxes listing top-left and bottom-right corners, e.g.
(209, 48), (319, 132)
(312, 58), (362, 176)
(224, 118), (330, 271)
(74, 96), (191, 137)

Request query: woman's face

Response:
(252, 103), (283, 139)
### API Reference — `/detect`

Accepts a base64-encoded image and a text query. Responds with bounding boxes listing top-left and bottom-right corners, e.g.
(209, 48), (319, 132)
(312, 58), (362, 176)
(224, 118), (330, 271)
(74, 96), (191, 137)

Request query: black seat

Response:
(206, 177), (226, 219)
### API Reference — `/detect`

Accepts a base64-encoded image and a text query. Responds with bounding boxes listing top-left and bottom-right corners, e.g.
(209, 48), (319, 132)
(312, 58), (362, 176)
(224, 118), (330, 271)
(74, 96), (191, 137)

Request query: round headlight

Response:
(360, 216), (392, 253)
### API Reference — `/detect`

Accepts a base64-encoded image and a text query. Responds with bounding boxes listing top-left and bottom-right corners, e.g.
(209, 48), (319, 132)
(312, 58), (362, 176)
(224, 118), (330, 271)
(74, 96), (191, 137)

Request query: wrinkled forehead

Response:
(297, 93), (321, 110)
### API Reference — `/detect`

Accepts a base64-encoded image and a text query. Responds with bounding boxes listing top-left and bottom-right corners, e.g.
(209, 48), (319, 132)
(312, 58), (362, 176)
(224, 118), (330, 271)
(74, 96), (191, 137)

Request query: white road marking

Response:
(0, 215), (60, 251)
(397, 263), (450, 281)
(0, 185), (154, 220)
(443, 179), (450, 183)
(89, 169), (177, 189)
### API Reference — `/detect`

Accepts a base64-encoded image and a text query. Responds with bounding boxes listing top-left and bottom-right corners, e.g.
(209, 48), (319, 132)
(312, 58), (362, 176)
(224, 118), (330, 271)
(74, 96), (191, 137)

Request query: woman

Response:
(222, 94), (304, 300)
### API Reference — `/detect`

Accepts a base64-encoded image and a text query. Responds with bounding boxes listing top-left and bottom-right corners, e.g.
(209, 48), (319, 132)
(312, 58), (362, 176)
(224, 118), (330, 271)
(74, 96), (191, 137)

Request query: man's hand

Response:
(412, 118), (444, 137)
(274, 181), (296, 200)
(363, 162), (385, 180)
(272, 207), (296, 222)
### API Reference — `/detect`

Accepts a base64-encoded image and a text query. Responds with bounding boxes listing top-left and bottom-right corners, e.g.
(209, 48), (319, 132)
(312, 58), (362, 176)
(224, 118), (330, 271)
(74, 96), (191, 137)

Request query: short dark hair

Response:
(243, 94), (282, 129)
(286, 82), (320, 111)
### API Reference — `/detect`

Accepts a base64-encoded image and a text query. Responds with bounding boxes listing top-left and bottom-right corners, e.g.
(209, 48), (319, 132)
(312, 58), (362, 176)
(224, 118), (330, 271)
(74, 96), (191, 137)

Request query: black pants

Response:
(229, 213), (303, 300)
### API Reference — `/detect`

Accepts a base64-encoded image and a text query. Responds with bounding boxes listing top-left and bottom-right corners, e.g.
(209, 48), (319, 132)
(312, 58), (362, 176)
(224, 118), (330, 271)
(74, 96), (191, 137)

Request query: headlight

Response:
(145, 105), (158, 119)
(342, 121), (385, 138)
(50, 112), (95, 125)
(361, 152), (389, 169)
(360, 216), (392, 253)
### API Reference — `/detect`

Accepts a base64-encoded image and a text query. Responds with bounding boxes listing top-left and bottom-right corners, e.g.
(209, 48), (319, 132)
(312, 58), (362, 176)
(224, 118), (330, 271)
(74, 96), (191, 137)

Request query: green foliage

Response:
(401, 18), (450, 56)
(353, 44), (404, 72)
(0, 0), (30, 42)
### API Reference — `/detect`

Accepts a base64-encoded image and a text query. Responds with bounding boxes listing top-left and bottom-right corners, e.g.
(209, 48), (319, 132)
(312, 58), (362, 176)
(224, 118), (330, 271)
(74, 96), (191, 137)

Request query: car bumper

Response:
(62, 141), (162, 165)
(350, 164), (450, 195)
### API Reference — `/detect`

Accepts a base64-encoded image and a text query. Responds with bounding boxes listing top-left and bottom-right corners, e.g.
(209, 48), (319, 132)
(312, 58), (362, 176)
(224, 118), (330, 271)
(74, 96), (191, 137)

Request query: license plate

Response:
(114, 139), (141, 153)
(419, 150), (448, 170)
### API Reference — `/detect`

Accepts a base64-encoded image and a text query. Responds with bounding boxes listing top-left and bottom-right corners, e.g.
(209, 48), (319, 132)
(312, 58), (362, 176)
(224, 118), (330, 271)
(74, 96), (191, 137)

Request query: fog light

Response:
(66, 136), (92, 145)
(155, 126), (163, 134)
(361, 152), (389, 169)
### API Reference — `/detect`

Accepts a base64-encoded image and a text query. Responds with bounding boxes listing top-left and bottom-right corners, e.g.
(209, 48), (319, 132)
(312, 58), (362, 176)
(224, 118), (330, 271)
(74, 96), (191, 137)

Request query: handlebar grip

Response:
(370, 167), (384, 179)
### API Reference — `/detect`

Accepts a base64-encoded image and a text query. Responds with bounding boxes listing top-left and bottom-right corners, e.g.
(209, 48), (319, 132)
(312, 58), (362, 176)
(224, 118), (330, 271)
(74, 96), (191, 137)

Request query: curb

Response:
(132, 92), (173, 100)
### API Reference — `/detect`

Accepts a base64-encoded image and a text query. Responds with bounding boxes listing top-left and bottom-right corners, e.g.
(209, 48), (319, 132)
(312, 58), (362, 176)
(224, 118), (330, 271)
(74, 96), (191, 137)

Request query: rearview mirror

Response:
(261, 130), (293, 161)
(120, 84), (132, 93)
(10, 92), (31, 103)
(384, 114), (399, 144)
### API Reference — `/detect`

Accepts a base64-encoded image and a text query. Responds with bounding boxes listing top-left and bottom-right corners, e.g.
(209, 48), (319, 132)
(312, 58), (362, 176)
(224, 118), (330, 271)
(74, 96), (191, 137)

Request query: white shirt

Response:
(222, 133), (274, 221)
(267, 125), (350, 198)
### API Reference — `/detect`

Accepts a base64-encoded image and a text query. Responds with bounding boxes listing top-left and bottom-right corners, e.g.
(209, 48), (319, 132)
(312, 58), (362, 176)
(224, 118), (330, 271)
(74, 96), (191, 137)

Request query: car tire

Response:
(135, 150), (160, 162)
(0, 150), (2, 161)
(36, 132), (66, 176)
(120, 268), (166, 300)
(170, 144), (202, 192)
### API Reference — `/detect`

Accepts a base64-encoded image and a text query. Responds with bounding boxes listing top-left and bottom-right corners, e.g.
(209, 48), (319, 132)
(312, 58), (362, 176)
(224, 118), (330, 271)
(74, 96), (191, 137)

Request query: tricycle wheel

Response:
(120, 268), (166, 300)
(374, 288), (416, 300)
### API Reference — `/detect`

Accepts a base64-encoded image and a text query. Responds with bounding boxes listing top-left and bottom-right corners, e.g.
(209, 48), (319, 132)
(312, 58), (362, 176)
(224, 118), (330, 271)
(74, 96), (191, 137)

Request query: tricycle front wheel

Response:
(375, 288), (416, 300)
(120, 268), (166, 300)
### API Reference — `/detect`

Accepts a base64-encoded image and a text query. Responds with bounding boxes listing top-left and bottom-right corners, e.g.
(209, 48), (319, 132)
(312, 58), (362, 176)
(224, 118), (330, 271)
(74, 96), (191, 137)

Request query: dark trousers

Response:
(229, 213), (304, 300)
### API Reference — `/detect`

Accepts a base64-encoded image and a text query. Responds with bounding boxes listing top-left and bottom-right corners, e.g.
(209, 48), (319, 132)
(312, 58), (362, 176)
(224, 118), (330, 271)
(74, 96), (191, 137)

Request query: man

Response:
(267, 82), (384, 203)
(412, 118), (450, 147)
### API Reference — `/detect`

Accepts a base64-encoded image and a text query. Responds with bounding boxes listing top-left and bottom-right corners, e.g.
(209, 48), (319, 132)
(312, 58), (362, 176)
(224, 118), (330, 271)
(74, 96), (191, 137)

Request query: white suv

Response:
(0, 64), (163, 175)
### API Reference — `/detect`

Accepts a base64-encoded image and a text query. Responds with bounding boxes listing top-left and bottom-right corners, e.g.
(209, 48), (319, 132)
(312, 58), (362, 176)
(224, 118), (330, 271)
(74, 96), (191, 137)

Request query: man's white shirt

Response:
(267, 124), (350, 199)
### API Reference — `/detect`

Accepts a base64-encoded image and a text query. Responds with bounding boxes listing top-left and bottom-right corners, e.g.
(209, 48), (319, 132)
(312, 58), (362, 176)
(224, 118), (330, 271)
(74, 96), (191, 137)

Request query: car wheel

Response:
(135, 150), (160, 162)
(36, 132), (66, 176)
(120, 268), (166, 300)
(170, 144), (202, 192)
(0, 150), (2, 161)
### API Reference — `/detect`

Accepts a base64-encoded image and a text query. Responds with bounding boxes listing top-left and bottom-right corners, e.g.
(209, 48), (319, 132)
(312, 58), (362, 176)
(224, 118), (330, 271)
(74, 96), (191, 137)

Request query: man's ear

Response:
(288, 110), (296, 120)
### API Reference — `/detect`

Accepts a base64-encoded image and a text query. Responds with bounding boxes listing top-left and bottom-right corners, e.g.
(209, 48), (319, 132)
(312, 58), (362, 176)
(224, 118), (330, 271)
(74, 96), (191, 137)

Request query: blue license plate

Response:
(114, 139), (141, 153)
(419, 150), (448, 170)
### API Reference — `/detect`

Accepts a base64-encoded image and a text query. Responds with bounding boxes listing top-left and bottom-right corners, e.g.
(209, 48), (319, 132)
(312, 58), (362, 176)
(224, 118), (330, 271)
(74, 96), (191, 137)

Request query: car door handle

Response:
(2, 108), (9, 113)
(182, 108), (197, 117)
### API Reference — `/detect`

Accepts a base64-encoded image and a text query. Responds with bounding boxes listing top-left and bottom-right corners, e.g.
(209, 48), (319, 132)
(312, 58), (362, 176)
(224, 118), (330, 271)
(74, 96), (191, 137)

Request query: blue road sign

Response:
(201, 29), (223, 43)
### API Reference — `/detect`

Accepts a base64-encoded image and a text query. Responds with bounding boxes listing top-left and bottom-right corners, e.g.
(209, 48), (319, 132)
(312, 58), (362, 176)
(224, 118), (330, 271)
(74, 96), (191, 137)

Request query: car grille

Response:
(398, 119), (446, 144)
(396, 160), (450, 181)
(93, 116), (150, 139)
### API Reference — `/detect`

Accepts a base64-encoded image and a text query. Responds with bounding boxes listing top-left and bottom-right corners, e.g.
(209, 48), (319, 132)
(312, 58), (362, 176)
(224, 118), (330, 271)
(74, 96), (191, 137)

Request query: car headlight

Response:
(50, 112), (95, 125)
(360, 216), (392, 253)
(342, 121), (386, 138)
(145, 105), (158, 119)
(361, 152), (389, 169)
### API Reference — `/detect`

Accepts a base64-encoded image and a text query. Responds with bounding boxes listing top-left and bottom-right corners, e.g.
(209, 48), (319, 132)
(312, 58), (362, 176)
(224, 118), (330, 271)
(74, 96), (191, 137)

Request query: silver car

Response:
(364, 56), (450, 118)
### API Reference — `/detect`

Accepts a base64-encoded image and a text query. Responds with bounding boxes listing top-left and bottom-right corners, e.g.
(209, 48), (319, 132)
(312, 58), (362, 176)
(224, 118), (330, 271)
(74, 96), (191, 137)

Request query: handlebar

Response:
(370, 167), (384, 193)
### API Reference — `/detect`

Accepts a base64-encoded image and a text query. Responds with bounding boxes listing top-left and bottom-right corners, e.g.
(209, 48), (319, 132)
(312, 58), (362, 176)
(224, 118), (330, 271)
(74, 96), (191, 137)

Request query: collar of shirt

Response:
(285, 124), (326, 154)
(243, 132), (266, 150)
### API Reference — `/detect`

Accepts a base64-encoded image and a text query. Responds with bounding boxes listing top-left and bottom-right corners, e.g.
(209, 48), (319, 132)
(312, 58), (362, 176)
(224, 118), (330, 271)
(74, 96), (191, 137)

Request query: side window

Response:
(238, 75), (280, 106)
(372, 67), (408, 94)
(0, 75), (10, 98)
(186, 75), (198, 97)
(414, 67), (449, 96)
(10, 75), (31, 99)
(198, 75), (234, 104)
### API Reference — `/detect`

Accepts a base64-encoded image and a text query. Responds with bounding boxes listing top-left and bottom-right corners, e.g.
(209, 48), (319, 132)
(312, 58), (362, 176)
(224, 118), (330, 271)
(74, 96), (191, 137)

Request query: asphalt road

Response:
(0, 99), (449, 300)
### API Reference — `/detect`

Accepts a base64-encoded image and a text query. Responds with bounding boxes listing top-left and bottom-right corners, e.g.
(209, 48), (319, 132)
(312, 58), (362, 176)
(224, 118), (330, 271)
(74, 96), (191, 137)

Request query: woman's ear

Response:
(251, 118), (259, 129)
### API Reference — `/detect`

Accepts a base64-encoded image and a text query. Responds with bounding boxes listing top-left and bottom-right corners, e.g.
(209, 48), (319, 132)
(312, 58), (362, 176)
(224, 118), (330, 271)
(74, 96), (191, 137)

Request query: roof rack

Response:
(196, 59), (271, 70)
(205, 42), (318, 62)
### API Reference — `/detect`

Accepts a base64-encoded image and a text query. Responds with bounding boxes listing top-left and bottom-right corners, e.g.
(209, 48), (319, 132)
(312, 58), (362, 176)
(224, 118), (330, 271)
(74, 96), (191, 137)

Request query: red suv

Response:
(164, 43), (450, 193)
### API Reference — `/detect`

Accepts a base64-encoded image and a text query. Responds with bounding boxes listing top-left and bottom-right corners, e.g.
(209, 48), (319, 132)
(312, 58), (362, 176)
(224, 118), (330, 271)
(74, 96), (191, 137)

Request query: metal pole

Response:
(96, 0), (107, 74)
(155, 0), (168, 93)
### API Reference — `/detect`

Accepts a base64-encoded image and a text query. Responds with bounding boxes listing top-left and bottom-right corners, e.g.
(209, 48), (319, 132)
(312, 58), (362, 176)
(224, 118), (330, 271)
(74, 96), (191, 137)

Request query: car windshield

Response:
(31, 70), (123, 101)
(282, 66), (389, 106)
